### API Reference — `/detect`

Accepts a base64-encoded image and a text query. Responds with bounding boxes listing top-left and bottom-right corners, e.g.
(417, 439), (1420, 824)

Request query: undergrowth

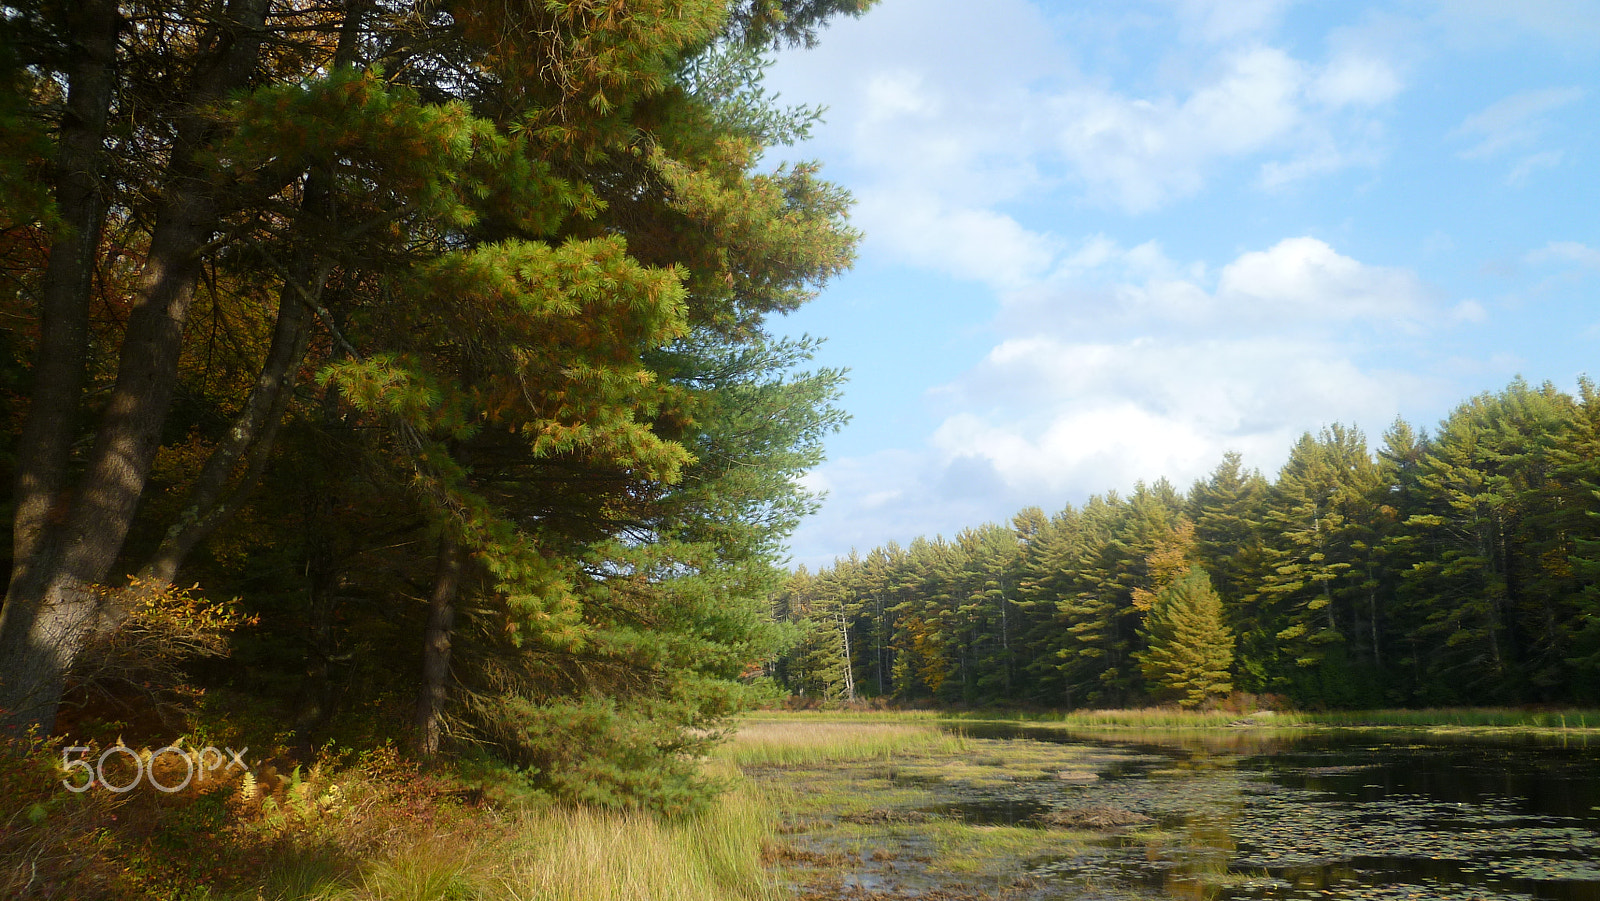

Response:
(0, 736), (780, 901)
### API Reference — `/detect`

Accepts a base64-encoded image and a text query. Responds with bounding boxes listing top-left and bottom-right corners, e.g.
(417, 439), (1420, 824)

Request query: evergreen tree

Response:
(1562, 380), (1600, 699)
(1186, 452), (1271, 686)
(1136, 568), (1234, 708)
(1255, 425), (1389, 705)
(2, 0), (866, 808)
(1393, 380), (1577, 702)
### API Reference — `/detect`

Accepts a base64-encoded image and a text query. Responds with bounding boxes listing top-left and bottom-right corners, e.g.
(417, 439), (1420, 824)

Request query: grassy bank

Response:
(719, 714), (968, 767)
(1, 742), (783, 901)
(939, 705), (1600, 731)
(13, 706), (1595, 899)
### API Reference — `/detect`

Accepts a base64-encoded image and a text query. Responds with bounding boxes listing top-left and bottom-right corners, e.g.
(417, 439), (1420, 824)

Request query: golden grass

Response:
(1297, 707), (1600, 730)
(953, 707), (1303, 728)
(237, 759), (782, 901)
(492, 774), (780, 901)
(718, 716), (969, 767)
(952, 706), (1600, 731)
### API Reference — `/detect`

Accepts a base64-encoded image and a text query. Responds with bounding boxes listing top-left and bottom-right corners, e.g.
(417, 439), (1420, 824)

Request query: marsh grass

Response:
(719, 717), (969, 767)
(492, 776), (781, 901)
(728, 718), (1114, 896)
(949, 708), (1302, 728)
(948, 706), (1600, 731)
(1295, 707), (1600, 730)
(253, 766), (781, 901)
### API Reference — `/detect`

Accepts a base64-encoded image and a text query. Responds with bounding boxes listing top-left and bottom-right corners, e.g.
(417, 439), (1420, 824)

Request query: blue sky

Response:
(762, 0), (1600, 570)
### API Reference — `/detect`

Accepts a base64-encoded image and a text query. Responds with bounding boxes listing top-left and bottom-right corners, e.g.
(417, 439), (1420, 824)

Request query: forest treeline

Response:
(1, 0), (869, 812)
(772, 378), (1600, 709)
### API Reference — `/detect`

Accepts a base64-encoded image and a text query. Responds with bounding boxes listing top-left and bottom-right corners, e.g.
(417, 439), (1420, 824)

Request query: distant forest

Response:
(770, 377), (1600, 709)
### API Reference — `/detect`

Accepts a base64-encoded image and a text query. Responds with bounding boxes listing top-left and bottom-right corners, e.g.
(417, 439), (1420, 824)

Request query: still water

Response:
(946, 723), (1600, 901)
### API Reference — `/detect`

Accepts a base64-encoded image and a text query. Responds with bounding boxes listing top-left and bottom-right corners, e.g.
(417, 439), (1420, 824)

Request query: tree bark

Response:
(414, 537), (464, 757)
(7, 0), (118, 593)
(140, 218), (329, 585)
(0, 0), (274, 735)
(141, 0), (369, 586)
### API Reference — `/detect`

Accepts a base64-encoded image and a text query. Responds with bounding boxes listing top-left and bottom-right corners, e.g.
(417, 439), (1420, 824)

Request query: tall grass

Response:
(494, 774), (779, 901)
(257, 765), (781, 901)
(948, 706), (1600, 730)
(1296, 707), (1600, 729)
(950, 707), (1308, 728)
(718, 717), (969, 767)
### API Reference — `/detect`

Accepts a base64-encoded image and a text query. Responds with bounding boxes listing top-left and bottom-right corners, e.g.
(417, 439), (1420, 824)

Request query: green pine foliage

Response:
(1135, 568), (1235, 708)
(3, 0), (864, 811)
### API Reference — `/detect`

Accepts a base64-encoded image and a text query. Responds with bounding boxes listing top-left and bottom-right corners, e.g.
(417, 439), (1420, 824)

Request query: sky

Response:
(761, 0), (1600, 570)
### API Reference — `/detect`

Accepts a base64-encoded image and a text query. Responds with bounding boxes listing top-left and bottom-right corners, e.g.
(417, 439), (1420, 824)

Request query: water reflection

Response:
(943, 721), (1600, 901)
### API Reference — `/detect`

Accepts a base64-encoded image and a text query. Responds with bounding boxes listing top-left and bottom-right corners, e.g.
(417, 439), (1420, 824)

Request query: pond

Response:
(947, 723), (1600, 901)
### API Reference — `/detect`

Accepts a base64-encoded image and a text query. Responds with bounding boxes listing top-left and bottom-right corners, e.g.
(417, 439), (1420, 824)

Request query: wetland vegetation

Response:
(733, 711), (1600, 901)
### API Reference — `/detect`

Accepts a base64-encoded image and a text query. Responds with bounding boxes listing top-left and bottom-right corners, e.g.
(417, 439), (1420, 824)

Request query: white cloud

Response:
(926, 333), (1414, 495)
(1050, 47), (1308, 211)
(790, 237), (1455, 567)
(853, 191), (1060, 290)
(1527, 241), (1600, 268)
(1310, 53), (1404, 107)
(1453, 87), (1585, 158)
(782, 223), (1504, 568)
(1216, 237), (1431, 324)
(1171, 0), (1292, 42)
(769, 0), (1406, 252)
(1450, 300), (1489, 323)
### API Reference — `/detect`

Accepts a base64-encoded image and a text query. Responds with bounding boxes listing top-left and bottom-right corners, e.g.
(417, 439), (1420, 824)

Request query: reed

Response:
(1293, 707), (1600, 729)
(949, 706), (1600, 731)
(951, 707), (1309, 728)
(492, 773), (780, 901)
(718, 716), (969, 767)
(257, 767), (781, 901)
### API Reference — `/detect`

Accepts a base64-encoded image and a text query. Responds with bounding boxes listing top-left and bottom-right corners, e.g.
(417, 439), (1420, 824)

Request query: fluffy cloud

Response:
(925, 239), (1439, 496)
(928, 334), (1418, 493)
(784, 237), (1458, 568)
(1170, 0), (1292, 42)
(852, 191), (1060, 290)
(1216, 237), (1431, 325)
(769, 0), (1407, 294)
(1050, 48), (1308, 211)
(1310, 53), (1404, 107)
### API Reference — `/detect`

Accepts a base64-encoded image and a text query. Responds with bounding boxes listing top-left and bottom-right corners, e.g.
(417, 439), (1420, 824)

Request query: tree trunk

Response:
(8, 0), (118, 576)
(141, 200), (331, 584)
(292, 530), (343, 740)
(0, 0), (118, 735)
(142, 0), (370, 585)
(414, 537), (464, 757)
(0, 0), (273, 735)
(836, 608), (855, 702)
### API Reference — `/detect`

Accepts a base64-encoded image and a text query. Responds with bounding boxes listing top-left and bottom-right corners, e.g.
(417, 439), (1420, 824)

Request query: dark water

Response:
(943, 723), (1600, 901)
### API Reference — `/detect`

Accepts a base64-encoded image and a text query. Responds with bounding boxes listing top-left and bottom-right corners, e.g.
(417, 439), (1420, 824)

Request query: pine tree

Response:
(1393, 380), (1577, 702)
(1561, 378), (1600, 698)
(1255, 425), (1389, 704)
(1136, 568), (1234, 708)
(2, 0), (866, 798)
